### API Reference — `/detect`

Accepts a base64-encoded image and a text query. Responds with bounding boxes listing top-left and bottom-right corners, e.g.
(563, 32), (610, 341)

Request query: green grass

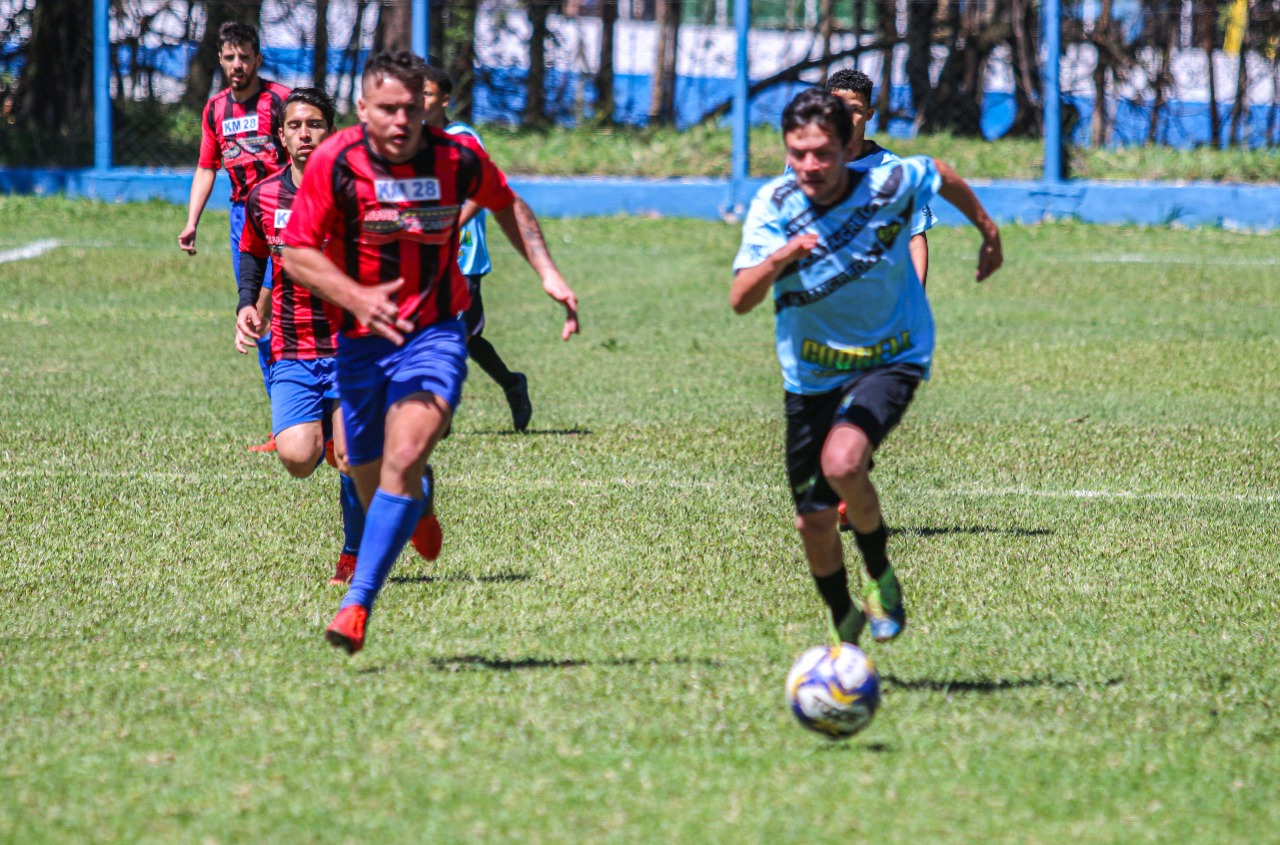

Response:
(1, 197), (1278, 843)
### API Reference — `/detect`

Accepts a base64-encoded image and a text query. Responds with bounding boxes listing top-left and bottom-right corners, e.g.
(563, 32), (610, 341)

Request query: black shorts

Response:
(463, 274), (486, 338)
(784, 363), (924, 514)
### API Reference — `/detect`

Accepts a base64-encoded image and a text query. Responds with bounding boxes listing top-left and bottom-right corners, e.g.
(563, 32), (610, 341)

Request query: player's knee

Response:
(822, 454), (868, 490)
(795, 510), (837, 539)
(276, 428), (324, 478)
(278, 451), (320, 479)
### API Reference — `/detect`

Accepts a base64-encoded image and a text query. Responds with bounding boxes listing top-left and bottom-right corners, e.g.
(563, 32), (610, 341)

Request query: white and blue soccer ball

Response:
(785, 644), (881, 739)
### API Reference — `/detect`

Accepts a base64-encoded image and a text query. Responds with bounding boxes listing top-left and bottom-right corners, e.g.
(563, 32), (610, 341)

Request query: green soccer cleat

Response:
(834, 603), (867, 646)
(864, 566), (907, 642)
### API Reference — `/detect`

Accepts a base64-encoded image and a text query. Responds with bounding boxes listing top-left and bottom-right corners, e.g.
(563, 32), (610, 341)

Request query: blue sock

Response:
(339, 473), (365, 557)
(256, 333), (273, 398)
(341, 489), (424, 611)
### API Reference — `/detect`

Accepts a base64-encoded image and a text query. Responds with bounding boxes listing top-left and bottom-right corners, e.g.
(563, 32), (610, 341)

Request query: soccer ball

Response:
(785, 644), (881, 739)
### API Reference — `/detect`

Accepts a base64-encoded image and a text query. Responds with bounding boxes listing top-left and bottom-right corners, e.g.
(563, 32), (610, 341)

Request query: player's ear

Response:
(356, 97), (367, 123)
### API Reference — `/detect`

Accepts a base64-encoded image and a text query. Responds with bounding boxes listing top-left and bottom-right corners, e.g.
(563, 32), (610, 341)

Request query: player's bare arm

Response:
(179, 167), (218, 254)
(491, 195), (580, 341)
(729, 233), (821, 315)
(909, 232), (928, 288)
(933, 158), (1002, 281)
(283, 245), (415, 344)
(458, 199), (482, 228)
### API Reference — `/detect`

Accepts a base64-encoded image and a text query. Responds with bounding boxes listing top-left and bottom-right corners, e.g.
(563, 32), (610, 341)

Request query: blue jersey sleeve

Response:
(733, 183), (791, 272)
(911, 204), (936, 236)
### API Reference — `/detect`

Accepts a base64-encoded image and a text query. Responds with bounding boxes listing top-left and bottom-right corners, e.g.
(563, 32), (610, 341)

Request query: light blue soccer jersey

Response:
(784, 141), (935, 237)
(735, 156), (942, 395)
(445, 122), (492, 277)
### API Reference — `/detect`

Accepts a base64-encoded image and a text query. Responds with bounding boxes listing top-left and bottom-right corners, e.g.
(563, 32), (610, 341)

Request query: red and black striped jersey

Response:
(241, 167), (338, 363)
(198, 80), (291, 203)
(283, 123), (516, 339)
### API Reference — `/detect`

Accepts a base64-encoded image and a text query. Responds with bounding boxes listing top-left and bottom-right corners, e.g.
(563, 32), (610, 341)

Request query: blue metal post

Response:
(94, 0), (112, 171)
(731, 0), (751, 206)
(412, 0), (429, 60)
(1042, 0), (1062, 183)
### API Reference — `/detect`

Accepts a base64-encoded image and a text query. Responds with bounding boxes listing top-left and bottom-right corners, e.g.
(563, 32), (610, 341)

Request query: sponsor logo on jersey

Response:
(222, 115), (259, 136)
(360, 205), (459, 245)
(274, 209), (292, 230)
(374, 178), (442, 203)
(875, 222), (902, 247)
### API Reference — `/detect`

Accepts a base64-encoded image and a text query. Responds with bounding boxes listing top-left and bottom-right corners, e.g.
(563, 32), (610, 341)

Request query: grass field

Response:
(1, 196), (1278, 844)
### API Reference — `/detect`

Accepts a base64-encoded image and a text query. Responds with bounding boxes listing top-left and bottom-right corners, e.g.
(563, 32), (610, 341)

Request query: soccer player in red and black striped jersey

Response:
(283, 52), (579, 655)
(233, 87), (365, 586)
(178, 21), (289, 450)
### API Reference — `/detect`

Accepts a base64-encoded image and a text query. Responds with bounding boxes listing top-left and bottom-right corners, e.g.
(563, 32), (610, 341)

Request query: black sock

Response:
(467, 335), (515, 389)
(854, 522), (890, 580)
(813, 567), (854, 625)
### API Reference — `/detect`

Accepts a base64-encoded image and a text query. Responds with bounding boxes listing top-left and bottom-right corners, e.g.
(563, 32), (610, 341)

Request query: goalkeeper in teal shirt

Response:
(423, 66), (534, 432)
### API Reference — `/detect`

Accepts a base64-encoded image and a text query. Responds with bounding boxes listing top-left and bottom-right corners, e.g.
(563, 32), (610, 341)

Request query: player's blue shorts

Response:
(270, 357), (339, 436)
(337, 318), (469, 466)
(230, 201), (272, 290)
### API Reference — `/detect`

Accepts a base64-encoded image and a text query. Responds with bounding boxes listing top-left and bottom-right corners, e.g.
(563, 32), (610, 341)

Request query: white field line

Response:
(0, 239), (60, 265)
(1, 469), (1276, 505)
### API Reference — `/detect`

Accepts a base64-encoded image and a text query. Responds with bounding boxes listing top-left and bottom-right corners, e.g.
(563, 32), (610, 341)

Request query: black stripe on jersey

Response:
(331, 141), (365, 335)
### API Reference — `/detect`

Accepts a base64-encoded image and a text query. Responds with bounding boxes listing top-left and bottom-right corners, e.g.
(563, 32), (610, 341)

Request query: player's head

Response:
(782, 88), (855, 205)
(217, 22), (263, 93)
(421, 65), (453, 129)
(825, 68), (874, 147)
(279, 87), (335, 169)
(358, 51), (427, 163)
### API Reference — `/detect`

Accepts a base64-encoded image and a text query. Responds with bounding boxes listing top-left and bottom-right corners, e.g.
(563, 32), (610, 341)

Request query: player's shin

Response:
(339, 473), (365, 557)
(340, 490), (425, 611)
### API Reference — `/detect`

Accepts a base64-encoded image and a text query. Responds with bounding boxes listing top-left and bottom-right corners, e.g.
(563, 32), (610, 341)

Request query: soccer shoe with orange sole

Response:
(248, 434), (277, 453)
(329, 552), (357, 586)
(410, 514), (443, 561)
(325, 605), (368, 654)
(837, 500), (852, 532)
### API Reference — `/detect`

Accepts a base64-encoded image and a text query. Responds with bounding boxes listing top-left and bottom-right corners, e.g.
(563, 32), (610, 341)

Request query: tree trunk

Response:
(1148, 10), (1175, 144)
(648, 0), (680, 125)
(337, 0), (372, 105)
(1201, 0), (1222, 146)
(905, 0), (935, 121)
(443, 0), (481, 121)
(182, 1), (254, 110)
(375, 0), (413, 54)
(1228, 30), (1249, 145)
(916, 0), (987, 136)
(313, 0), (330, 90)
(874, 0), (895, 126)
(1005, 0), (1044, 137)
(819, 0), (836, 84)
(594, 0), (619, 125)
(13, 0), (94, 164)
(524, 0), (555, 127)
(1090, 0), (1113, 147)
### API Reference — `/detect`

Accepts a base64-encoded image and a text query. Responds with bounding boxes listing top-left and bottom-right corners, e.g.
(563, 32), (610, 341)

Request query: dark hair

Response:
(825, 68), (873, 98)
(362, 50), (427, 94)
(217, 22), (260, 55)
(781, 88), (853, 147)
(422, 64), (453, 98)
(282, 87), (336, 129)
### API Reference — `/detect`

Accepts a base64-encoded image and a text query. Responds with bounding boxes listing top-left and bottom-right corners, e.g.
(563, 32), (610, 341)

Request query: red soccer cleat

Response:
(248, 434), (277, 453)
(410, 514), (443, 561)
(329, 552), (357, 586)
(325, 605), (368, 655)
(324, 439), (338, 469)
(838, 500), (852, 532)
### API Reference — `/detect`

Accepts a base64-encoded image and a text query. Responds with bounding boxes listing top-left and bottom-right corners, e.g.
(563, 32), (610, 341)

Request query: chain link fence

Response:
(2, 0), (1280, 170)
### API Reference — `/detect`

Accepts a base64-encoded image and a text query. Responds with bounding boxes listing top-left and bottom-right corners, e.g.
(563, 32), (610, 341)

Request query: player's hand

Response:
(975, 231), (1003, 282)
(179, 224), (198, 256)
(235, 306), (262, 354)
(351, 277), (415, 345)
(775, 233), (821, 265)
(541, 273), (579, 341)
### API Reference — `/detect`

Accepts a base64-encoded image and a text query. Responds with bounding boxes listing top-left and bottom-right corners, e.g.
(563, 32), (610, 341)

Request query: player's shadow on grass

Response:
(466, 428), (592, 437)
(424, 655), (722, 672)
(889, 526), (1053, 538)
(882, 674), (1122, 694)
(387, 571), (533, 585)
